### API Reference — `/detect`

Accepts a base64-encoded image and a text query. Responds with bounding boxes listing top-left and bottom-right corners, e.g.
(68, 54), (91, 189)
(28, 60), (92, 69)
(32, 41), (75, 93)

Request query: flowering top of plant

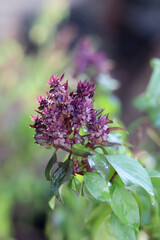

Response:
(30, 73), (116, 152)
(74, 37), (111, 78)
(30, 72), (125, 196)
(29, 72), (157, 238)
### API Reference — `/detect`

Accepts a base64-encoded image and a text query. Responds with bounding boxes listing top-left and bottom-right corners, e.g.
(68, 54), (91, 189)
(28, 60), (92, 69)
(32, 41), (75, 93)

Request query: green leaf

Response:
(88, 153), (110, 180)
(104, 217), (118, 240)
(146, 169), (160, 178)
(95, 217), (117, 240)
(133, 58), (160, 127)
(106, 154), (154, 199)
(147, 59), (160, 101)
(111, 214), (136, 240)
(86, 204), (112, 229)
(45, 151), (57, 181)
(90, 207), (116, 240)
(150, 178), (160, 216)
(111, 184), (140, 231)
(48, 196), (55, 210)
(72, 144), (92, 157)
(69, 176), (81, 196)
(83, 185), (99, 202)
(147, 170), (160, 205)
(51, 159), (73, 197)
(148, 108), (160, 127)
(128, 185), (152, 226)
(84, 172), (111, 203)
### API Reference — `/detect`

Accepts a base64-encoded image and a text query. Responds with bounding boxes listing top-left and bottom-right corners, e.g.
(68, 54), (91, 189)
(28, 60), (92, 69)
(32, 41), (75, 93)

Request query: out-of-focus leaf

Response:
(72, 144), (92, 157)
(29, 0), (69, 45)
(51, 159), (73, 197)
(84, 172), (111, 203)
(94, 217), (117, 240)
(111, 214), (136, 240)
(86, 204), (112, 229)
(106, 154), (154, 200)
(89, 207), (115, 240)
(147, 59), (160, 98)
(88, 153), (110, 180)
(97, 74), (120, 91)
(146, 169), (160, 178)
(148, 108), (160, 127)
(133, 58), (160, 127)
(95, 94), (121, 118)
(129, 185), (152, 226)
(111, 184), (140, 231)
(49, 196), (55, 210)
(45, 151), (57, 181)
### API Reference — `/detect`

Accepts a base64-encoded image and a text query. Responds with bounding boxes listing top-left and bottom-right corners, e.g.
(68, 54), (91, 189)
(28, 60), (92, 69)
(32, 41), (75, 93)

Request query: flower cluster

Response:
(30, 73), (116, 152)
(74, 38), (111, 79)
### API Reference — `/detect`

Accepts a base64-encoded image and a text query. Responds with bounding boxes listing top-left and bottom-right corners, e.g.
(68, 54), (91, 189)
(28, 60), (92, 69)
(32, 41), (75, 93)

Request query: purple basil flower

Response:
(74, 37), (111, 79)
(30, 73), (119, 153)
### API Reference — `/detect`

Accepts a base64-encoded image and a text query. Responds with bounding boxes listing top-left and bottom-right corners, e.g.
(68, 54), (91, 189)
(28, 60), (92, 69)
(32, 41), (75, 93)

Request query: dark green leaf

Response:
(51, 159), (73, 197)
(88, 153), (110, 180)
(84, 172), (111, 203)
(106, 154), (154, 199)
(111, 184), (140, 231)
(45, 151), (57, 181)
(111, 214), (136, 240)
(72, 144), (92, 157)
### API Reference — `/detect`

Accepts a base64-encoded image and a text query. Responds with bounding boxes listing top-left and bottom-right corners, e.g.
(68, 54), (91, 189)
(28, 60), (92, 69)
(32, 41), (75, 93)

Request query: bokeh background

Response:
(1, 0), (160, 239)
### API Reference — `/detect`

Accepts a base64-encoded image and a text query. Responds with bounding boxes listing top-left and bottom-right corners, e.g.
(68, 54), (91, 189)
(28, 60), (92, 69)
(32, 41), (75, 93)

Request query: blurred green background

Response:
(0, 1), (77, 239)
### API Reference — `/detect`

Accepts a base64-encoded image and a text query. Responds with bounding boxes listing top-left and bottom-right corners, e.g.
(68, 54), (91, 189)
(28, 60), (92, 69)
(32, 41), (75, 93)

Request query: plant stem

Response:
(110, 172), (117, 183)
